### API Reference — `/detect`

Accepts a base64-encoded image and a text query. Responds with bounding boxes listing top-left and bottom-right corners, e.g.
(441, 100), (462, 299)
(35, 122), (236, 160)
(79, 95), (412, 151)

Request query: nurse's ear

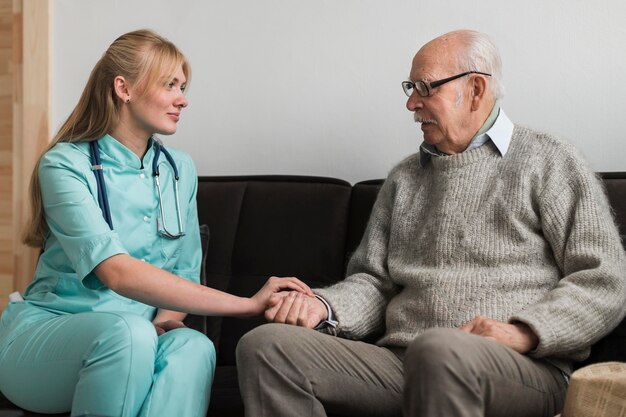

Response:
(113, 75), (132, 104)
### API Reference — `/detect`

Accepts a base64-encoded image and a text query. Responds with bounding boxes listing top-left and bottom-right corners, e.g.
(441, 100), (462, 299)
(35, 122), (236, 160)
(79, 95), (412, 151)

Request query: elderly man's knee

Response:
(406, 328), (469, 372)
(236, 324), (297, 368)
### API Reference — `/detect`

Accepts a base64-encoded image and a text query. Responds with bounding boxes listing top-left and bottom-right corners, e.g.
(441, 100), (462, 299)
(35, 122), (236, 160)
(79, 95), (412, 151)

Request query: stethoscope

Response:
(89, 138), (185, 239)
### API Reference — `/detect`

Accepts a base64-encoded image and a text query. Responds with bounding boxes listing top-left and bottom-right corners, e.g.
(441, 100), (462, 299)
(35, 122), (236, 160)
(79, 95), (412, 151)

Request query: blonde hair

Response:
(23, 29), (191, 247)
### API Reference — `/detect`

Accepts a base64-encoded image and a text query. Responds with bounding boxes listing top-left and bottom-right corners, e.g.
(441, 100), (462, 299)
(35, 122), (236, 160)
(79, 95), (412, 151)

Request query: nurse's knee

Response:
(190, 330), (215, 359)
(161, 328), (216, 372)
(90, 313), (158, 362)
(181, 329), (216, 365)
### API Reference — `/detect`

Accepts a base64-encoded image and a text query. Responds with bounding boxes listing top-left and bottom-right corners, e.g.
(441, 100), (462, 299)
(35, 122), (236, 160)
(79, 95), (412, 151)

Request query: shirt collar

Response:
(97, 134), (156, 170)
(483, 108), (513, 156)
(419, 106), (514, 167)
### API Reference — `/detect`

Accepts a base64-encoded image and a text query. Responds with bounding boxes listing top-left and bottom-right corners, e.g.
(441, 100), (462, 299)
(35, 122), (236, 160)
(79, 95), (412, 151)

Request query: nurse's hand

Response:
(154, 320), (187, 336)
(249, 276), (313, 316)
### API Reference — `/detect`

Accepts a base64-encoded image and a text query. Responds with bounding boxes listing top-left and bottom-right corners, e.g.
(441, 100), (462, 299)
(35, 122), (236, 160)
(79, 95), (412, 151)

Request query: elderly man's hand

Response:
(459, 315), (539, 354)
(265, 291), (328, 329)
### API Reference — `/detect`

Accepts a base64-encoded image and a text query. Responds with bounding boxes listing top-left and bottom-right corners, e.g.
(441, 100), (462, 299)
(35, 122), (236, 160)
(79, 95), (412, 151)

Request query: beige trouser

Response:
(236, 324), (568, 417)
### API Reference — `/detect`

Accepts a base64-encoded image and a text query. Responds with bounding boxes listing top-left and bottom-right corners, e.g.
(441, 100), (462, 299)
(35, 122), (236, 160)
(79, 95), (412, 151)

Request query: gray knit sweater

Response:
(316, 125), (626, 372)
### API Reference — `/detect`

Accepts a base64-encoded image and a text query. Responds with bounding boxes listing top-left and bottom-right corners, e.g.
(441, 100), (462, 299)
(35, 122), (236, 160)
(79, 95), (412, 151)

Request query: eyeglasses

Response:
(401, 71), (492, 97)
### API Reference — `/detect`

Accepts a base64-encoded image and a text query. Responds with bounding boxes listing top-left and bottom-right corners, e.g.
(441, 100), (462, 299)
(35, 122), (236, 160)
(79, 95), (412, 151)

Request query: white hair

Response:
(449, 30), (505, 100)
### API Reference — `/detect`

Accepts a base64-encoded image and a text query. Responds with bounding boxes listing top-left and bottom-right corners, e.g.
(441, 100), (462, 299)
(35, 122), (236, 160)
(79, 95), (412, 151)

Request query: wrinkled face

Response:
(127, 66), (188, 138)
(405, 45), (473, 153)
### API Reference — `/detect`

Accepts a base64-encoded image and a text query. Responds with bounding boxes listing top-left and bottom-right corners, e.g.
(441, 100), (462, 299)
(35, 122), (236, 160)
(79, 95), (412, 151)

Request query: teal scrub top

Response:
(0, 134), (202, 347)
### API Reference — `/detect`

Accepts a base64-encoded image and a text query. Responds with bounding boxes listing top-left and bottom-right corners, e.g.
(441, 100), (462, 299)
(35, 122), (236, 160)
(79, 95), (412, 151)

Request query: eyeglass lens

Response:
(402, 81), (428, 97)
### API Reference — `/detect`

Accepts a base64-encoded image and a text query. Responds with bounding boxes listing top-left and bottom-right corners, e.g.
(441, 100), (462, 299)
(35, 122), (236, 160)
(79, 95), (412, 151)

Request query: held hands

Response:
(459, 315), (539, 354)
(265, 291), (328, 329)
(249, 276), (314, 317)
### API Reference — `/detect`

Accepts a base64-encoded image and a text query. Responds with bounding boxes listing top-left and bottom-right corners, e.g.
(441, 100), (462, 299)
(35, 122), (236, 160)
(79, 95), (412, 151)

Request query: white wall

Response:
(52, 0), (626, 183)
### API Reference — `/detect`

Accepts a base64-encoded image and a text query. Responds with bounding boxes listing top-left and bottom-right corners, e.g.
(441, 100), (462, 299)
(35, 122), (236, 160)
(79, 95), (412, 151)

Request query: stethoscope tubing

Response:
(89, 138), (184, 238)
(89, 141), (114, 229)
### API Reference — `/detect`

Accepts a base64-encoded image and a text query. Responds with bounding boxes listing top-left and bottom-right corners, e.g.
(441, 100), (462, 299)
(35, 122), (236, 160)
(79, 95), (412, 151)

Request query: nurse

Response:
(0, 29), (311, 417)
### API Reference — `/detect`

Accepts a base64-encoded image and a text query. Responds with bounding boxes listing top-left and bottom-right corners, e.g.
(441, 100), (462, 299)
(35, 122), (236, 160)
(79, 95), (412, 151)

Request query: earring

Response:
(125, 97), (131, 104)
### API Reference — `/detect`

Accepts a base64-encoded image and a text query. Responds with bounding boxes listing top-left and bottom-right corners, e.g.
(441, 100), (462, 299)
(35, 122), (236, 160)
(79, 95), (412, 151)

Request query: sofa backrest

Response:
(196, 175), (353, 366)
(346, 179), (385, 264)
(193, 172), (626, 367)
(602, 172), (626, 245)
(579, 172), (626, 367)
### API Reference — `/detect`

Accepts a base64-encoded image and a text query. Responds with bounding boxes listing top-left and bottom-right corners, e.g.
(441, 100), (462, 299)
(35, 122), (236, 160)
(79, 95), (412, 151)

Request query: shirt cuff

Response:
(313, 294), (338, 330)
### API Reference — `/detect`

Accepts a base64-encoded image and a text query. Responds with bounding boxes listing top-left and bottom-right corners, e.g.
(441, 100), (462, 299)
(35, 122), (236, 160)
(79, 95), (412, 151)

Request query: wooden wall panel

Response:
(0, 0), (49, 312)
(0, 0), (14, 311)
(13, 0), (49, 301)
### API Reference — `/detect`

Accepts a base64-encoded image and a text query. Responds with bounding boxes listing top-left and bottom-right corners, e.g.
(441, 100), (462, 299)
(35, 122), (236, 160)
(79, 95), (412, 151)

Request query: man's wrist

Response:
(512, 322), (539, 353)
(313, 294), (338, 329)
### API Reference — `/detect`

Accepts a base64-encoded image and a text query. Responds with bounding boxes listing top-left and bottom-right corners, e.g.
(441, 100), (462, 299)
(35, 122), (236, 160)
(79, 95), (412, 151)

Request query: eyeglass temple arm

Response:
(430, 71), (491, 88)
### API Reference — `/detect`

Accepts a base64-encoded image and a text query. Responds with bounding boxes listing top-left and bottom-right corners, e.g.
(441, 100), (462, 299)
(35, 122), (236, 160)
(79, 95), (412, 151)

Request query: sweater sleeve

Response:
(510, 148), (626, 360)
(315, 172), (401, 340)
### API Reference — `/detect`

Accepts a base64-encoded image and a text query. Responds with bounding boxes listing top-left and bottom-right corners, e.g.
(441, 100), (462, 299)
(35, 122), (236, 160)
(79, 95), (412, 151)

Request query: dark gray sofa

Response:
(1, 173), (625, 417)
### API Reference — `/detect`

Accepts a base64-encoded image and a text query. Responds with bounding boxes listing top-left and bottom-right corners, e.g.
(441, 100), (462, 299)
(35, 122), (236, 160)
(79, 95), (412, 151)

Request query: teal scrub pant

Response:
(0, 311), (216, 417)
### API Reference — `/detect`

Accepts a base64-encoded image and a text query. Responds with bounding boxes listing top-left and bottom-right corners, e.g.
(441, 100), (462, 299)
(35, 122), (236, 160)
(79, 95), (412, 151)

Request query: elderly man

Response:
(236, 30), (626, 417)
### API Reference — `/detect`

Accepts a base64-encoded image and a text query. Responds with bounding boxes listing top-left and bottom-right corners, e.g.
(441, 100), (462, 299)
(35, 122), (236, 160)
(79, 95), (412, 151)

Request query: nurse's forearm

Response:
(94, 253), (258, 317)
